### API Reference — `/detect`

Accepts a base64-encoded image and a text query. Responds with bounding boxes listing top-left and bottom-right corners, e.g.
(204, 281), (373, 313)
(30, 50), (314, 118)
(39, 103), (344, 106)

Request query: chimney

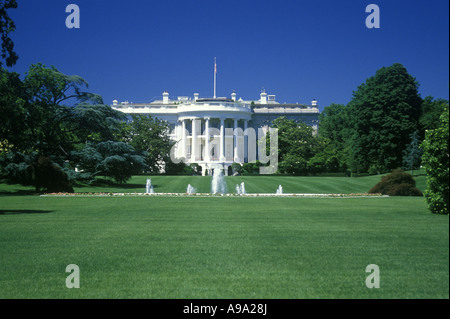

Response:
(162, 91), (169, 104)
(194, 93), (199, 101)
(231, 91), (236, 101)
(311, 99), (317, 107)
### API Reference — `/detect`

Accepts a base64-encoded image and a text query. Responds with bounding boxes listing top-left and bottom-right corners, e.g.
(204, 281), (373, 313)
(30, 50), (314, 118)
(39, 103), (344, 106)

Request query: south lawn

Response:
(0, 174), (448, 299)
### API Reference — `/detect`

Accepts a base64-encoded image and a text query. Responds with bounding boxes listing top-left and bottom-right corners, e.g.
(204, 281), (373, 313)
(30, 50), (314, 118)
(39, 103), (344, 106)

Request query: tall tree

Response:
(318, 103), (348, 148)
(421, 107), (449, 215)
(69, 103), (126, 145)
(346, 63), (423, 173)
(1, 63), (127, 190)
(318, 103), (352, 173)
(120, 114), (173, 173)
(22, 63), (104, 157)
(0, 0), (18, 67)
(271, 116), (319, 175)
(419, 96), (449, 133)
(308, 137), (344, 174)
(0, 68), (27, 149)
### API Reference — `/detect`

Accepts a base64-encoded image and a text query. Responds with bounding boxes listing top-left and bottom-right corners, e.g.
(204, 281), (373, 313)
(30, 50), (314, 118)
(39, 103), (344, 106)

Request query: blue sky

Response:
(7, 0), (449, 111)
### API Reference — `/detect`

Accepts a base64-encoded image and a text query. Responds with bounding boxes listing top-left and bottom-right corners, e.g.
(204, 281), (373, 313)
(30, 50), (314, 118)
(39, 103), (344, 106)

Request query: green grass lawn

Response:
(0, 173), (447, 299)
(92, 173), (425, 195)
(0, 170), (427, 195)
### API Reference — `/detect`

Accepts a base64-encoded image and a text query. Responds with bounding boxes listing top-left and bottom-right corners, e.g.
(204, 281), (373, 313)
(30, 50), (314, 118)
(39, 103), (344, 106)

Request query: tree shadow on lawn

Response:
(75, 183), (149, 193)
(0, 190), (39, 197)
(0, 209), (54, 215)
(0, 179), (150, 195)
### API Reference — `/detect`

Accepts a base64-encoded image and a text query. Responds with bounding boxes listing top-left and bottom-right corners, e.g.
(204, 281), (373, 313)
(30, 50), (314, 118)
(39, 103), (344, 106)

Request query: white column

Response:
(204, 117), (210, 162)
(191, 118), (197, 163)
(244, 120), (248, 163)
(234, 118), (239, 162)
(181, 119), (187, 160)
(220, 118), (225, 162)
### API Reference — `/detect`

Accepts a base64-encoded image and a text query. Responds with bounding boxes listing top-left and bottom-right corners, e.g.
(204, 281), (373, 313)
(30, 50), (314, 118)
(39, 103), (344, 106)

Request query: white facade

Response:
(112, 90), (320, 175)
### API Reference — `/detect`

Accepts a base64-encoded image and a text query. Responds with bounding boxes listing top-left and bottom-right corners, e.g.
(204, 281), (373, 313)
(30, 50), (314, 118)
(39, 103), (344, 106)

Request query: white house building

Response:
(111, 90), (320, 175)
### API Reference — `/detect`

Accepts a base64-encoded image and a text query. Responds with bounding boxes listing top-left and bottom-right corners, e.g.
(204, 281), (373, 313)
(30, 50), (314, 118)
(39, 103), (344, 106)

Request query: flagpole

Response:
(214, 57), (217, 99)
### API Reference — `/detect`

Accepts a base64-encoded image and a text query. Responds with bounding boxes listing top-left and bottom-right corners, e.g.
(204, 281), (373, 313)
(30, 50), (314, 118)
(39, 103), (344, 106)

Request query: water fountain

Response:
(145, 178), (154, 194)
(240, 182), (246, 194)
(187, 184), (196, 194)
(211, 165), (227, 194)
(236, 182), (246, 195)
(276, 185), (283, 195)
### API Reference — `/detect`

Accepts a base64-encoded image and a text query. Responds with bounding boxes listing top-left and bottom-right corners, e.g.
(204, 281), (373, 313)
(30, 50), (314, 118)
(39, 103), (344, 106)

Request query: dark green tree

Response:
(164, 159), (193, 175)
(420, 107), (449, 214)
(23, 63), (106, 156)
(242, 160), (263, 175)
(0, 0), (18, 67)
(231, 162), (243, 175)
(419, 96), (448, 133)
(308, 137), (344, 174)
(69, 103), (126, 145)
(0, 151), (34, 185)
(72, 141), (147, 184)
(272, 117), (319, 175)
(317, 103), (351, 173)
(32, 156), (74, 193)
(346, 63), (423, 173)
(0, 68), (27, 149)
(1, 63), (126, 191)
(318, 103), (348, 148)
(120, 114), (172, 173)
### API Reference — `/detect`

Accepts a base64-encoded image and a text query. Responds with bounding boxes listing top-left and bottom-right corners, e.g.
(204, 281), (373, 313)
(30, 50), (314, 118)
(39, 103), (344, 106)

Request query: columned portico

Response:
(181, 119), (187, 160)
(204, 117), (210, 163)
(233, 119), (240, 162)
(191, 118), (198, 163)
(171, 98), (255, 175)
(219, 118), (225, 162)
(244, 119), (248, 162)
